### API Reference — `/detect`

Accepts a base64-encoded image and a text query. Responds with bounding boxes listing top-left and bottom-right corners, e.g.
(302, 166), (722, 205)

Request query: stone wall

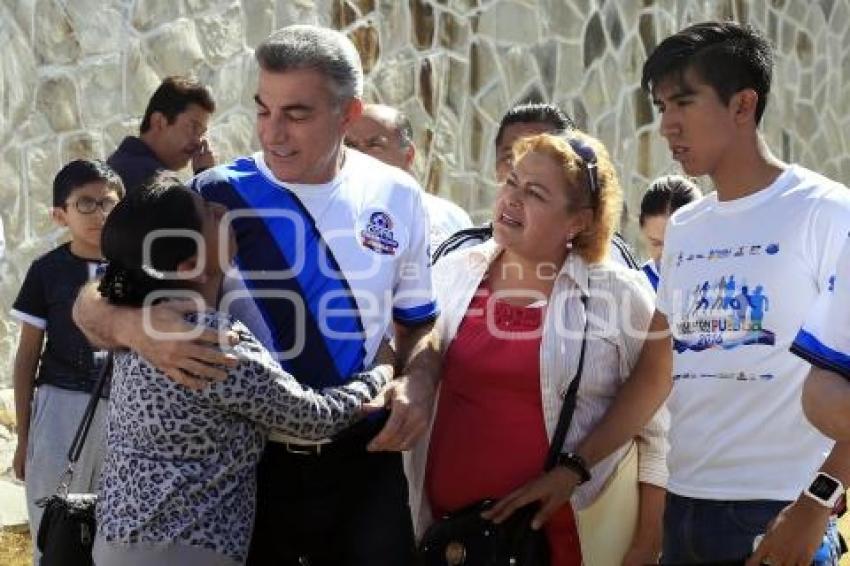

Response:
(1, 0), (849, 385)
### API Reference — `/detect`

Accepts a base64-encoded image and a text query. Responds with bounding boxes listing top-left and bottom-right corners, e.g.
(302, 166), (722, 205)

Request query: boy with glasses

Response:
(10, 159), (124, 564)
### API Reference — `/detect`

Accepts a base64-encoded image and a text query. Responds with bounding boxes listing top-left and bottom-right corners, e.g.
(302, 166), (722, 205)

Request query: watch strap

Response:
(803, 471), (845, 508)
(557, 452), (592, 484)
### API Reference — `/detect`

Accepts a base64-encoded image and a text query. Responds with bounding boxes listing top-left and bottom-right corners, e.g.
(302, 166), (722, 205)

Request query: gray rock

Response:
(133, 0), (183, 32)
(544, 0), (585, 40)
(186, 0), (234, 12)
(66, 0), (123, 55)
(372, 55), (416, 106)
(33, 0), (81, 65)
(125, 39), (162, 117)
(144, 18), (206, 77)
(242, 0), (276, 48)
(555, 42), (584, 99)
(36, 74), (80, 132)
(478, 1), (540, 46)
(61, 131), (105, 163)
(0, 389), (14, 430)
(78, 55), (123, 128)
(23, 140), (61, 235)
(207, 111), (255, 164)
(202, 52), (253, 114)
(0, 478), (28, 529)
(196, 4), (245, 67)
(0, 11), (38, 145)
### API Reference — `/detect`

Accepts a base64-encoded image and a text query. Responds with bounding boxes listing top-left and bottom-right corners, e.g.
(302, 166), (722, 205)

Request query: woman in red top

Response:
(414, 132), (672, 565)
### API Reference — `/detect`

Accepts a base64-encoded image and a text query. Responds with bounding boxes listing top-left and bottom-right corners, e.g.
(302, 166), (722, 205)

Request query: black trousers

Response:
(246, 419), (416, 566)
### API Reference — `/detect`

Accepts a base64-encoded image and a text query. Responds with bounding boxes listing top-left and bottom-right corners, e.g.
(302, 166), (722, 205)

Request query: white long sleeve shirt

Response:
(406, 240), (669, 535)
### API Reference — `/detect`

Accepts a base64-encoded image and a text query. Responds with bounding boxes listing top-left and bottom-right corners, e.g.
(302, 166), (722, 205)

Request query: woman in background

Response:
(93, 180), (392, 566)
(638, 175), (702, 291)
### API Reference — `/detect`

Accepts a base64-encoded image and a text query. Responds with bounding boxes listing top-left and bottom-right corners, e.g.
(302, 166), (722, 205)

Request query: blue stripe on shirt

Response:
(192, 159), (366, 387)
(393, 301), (439, 325)
(642, 263), (660, 292)
(791, 328), (850, 380)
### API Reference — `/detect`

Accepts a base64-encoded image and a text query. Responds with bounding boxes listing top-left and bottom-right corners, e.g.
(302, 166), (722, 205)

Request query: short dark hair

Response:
(53, 159), (125, 207)
(639, 175), (702, 225)
(494, 103), (575, 148)
(139, 76), (216, 133)
(641, 21), (773, 124)
(98, 179), (203, 307)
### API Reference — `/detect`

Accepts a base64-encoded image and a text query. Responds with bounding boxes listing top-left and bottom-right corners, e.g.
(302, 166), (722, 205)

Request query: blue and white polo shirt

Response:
(191, 149), (438, 390)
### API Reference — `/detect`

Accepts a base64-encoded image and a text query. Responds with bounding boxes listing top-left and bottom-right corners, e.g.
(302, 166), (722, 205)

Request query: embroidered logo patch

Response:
(360, 210), (400, 255)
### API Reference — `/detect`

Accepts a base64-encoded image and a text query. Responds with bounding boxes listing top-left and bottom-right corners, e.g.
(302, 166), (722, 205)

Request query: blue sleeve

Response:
(791, 234), (850, 379)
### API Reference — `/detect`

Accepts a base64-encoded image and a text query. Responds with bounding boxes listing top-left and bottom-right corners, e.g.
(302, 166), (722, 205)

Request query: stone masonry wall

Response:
(1, 0), (849, 385)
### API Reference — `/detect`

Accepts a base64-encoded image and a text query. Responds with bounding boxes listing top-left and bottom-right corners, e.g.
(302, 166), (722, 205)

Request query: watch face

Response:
(810, 475), (841, 500)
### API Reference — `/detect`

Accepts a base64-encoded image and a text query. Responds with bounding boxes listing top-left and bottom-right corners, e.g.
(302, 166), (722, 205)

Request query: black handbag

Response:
(418, 296), (590, 566)
(36, 353), (113, 566)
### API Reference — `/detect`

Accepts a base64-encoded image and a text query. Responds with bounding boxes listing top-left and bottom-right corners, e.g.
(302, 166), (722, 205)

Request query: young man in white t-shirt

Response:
(641, 21), (850, 564)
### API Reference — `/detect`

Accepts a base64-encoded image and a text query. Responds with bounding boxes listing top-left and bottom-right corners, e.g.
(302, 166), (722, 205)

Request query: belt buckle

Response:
(284, 442), (322, 456)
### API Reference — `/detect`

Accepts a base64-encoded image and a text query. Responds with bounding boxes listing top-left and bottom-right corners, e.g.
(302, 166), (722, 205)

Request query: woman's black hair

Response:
(98, 177), (203, 307)
(639, 175), (702, 226)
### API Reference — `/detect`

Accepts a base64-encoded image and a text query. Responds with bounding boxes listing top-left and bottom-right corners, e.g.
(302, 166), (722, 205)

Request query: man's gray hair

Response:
(255, 25), (364, 101)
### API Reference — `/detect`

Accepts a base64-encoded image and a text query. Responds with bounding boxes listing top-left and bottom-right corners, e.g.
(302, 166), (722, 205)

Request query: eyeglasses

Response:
(66, 196), (119, 215)
(566, 137), (600, 205)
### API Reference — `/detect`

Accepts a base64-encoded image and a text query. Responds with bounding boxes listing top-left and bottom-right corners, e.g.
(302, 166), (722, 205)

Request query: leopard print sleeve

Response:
(198, 313), (392, 441)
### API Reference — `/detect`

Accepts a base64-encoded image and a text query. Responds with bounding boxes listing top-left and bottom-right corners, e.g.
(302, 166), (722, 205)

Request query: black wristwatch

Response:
(556, 452), (592, 484)
(804, 472), (844, 509)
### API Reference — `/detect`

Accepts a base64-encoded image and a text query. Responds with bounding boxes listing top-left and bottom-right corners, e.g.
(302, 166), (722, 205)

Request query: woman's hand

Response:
(482, 467), (580, 529)
(622, 535), (660, 566)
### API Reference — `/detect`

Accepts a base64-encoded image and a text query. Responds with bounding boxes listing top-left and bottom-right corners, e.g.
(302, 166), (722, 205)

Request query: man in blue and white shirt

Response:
(74, 25), (439, 566)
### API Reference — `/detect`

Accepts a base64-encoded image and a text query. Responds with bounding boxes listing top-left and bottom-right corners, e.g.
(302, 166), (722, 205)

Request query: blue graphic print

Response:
(674, 274), (775, 353)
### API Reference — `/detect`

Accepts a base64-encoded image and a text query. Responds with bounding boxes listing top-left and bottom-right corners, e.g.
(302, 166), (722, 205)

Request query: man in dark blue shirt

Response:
(107, 76), (217, 192)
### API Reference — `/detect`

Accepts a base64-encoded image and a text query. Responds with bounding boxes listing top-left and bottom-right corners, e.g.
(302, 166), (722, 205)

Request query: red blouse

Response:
(426, 284), (582, 565)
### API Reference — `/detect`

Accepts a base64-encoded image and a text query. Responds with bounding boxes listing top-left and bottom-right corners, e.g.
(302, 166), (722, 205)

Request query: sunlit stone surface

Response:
(0, 0), (849, 382)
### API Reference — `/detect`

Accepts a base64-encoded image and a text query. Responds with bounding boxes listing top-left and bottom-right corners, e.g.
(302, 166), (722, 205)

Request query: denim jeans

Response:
(661, 492), (842, 565)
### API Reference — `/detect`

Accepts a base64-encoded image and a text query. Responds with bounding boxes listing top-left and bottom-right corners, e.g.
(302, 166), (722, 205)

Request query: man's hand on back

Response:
(119, 299), (238, 389)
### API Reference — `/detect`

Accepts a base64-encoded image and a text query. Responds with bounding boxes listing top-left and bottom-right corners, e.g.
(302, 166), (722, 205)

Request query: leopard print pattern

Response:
(96, 310), (389, 562)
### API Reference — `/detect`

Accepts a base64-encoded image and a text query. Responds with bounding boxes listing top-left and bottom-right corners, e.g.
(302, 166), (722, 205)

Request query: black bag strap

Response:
(66, 352), (113, 464)
(543, 293), (590, 471)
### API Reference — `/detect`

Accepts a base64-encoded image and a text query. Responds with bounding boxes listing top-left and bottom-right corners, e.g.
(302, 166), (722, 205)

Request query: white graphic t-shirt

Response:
(656, 165), (850, 501)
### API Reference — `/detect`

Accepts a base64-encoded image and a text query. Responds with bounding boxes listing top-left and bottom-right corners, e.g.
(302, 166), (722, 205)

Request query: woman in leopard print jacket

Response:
(91, 180), (392, 566)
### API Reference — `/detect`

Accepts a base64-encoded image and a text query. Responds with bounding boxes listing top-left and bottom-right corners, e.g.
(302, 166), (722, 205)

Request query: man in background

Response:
(345, 103), (472, 249)
(107, 76), (217, 192)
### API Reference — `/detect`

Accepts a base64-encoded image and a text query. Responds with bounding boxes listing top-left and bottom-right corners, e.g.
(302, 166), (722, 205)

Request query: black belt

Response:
(274, 411), (389, 458)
